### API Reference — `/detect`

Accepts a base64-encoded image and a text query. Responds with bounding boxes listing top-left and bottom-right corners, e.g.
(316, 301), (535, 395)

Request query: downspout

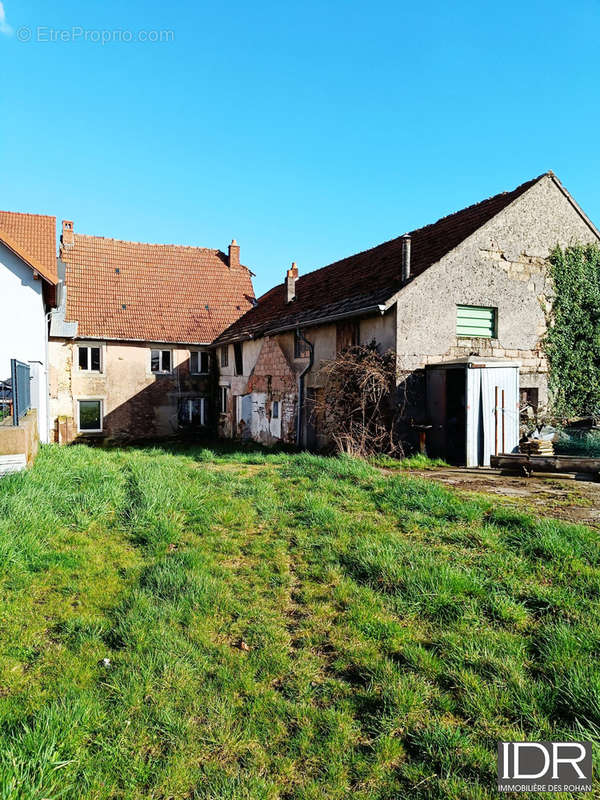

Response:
(296, 328), (314, 448)
(44, 309), (52, 443)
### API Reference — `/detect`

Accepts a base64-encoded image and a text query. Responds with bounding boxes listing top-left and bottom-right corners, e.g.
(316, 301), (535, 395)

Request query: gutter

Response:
(217, 302), (388, 346)
(295, 327), (314, 448)
(48, 333), (213, 347)
(267, 304), (386, 336)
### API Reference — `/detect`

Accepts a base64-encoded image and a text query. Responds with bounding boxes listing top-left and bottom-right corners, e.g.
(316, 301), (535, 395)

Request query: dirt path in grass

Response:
(389, 467), (600, 528)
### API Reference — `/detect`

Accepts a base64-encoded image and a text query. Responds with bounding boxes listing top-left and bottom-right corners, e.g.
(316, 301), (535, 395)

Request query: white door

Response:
(466, 368), (482, 467)
(482, 367), (519, 464)
(467, 366), (519, 467)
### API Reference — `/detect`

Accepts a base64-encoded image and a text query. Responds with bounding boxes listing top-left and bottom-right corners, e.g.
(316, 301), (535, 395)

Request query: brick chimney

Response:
(286, 262), (298, 303)
(62, 220), (74, 248)
(228, 239), (240, 269)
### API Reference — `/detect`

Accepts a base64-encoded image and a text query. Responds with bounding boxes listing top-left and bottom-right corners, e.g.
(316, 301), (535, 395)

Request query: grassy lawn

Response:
(0, 444), (599, 799)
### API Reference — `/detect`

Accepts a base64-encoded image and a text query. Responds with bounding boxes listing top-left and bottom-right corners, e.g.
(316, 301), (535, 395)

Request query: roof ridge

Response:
(71, 232), (220, 253)
(406, 172), (548, 237)
(0, 209), (56, 223)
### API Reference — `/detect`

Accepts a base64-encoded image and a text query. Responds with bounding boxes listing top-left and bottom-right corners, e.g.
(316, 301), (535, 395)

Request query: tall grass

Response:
(0, 442), (598, 798)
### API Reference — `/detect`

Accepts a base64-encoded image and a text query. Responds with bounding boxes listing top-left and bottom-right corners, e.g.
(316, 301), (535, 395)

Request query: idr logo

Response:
(498, 742), (592, 793)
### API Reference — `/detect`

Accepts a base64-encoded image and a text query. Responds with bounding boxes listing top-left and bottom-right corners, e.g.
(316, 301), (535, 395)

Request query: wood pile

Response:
(520, 439), (554, 456)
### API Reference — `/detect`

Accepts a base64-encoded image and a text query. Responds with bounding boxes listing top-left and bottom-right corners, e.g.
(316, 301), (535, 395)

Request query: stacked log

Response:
(520, 439), (554, 456)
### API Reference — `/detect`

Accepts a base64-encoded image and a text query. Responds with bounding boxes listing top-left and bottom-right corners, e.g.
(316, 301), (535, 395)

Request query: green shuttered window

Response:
(456, 305), (496, 338)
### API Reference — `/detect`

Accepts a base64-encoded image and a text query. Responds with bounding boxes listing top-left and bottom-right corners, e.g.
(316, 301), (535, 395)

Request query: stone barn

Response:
(214, 172), (600, 462)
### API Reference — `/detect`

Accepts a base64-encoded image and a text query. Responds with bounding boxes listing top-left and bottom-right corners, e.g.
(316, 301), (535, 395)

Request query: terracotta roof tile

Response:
(215, 174), (545, 343)
(0, 210), (57, 284)
(62, 233), (255, 343)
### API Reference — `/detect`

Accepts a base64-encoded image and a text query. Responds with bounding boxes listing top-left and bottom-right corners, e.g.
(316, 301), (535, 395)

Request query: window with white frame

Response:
(219, 386), (228, 414)
(78, 399), (103, 432)
(190, 350), (210, 375)
(272, 400), (279, 419)
(179, 397), (207, 426)
(151, 349), (172, 374)
(220, 346), (229, 368)
(78, 344), (102, 372)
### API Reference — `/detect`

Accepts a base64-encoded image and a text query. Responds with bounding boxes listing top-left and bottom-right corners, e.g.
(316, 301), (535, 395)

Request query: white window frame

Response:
(150, 348), (173, 374)
(77, 398), (103, 433)
(272, 400), (279, 419)
(77, 343), (104, 373)
(185, 397), (207, 425)
(190, 350), (210, 375)
(220, 345), (229, 368)
(219, 385), (229, 414)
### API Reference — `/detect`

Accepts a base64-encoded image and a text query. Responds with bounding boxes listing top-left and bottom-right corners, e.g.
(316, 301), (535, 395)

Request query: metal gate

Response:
(10, 359), (31, 426)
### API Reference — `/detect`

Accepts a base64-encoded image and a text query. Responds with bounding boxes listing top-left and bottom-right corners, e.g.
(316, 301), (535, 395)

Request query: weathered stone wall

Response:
(392, 174), (599, 411)
(49, 339), (213, 442)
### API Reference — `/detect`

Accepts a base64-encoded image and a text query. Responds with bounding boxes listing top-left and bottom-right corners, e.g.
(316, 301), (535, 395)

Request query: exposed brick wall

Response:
(248, 338), (297, 443)
(246, 337), (297, 395)
(218, 337), (298, 445)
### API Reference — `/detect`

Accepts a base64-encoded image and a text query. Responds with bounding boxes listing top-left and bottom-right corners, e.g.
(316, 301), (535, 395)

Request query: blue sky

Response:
(1, 0), (599, 296)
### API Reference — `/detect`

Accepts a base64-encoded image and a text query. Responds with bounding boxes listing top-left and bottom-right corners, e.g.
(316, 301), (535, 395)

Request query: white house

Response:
(0, 212), (57, 443)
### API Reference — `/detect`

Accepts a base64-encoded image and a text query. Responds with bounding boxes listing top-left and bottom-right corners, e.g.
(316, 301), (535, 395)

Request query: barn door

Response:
(481, 367), (519, 465)
(480, 368), (496, 466)
(466, 368), (482, 467)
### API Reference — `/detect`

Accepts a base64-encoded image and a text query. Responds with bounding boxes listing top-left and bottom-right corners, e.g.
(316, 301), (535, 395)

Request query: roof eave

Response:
(215, 302), (389, 344)
(548, 172), (600, 241)
(49, 332), (214, 346)
(0, 232), (57, 285)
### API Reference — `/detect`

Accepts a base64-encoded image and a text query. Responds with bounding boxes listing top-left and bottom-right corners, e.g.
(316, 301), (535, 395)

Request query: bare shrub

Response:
(313, 341), (404, 457)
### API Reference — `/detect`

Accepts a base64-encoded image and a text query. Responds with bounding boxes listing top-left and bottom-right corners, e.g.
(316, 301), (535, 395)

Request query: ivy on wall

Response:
(545, 243), (600, 418)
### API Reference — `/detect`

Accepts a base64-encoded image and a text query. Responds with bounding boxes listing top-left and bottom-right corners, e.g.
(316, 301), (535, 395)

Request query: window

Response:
(234, 342), (243, 375)
(190, 350), (210, 375)
(151, 349), (172, 373)
(272, 400), (279, 419)
(78, 399), (102, 432)
(179, 397), (207, 426)
(520, 387), (539, 412)
(219, 386), (229, 414)
(336, 320), (359, 353)
(456, 305), (497, 338)
(78, 345), (101, 372)
(220, 346), (229, 368)
(294, 329), (310, 359)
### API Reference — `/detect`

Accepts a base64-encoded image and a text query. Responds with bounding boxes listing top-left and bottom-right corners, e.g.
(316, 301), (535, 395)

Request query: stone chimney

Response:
(228, 239), (240, 269)
(401, 234), (411, 283)
(62, 220), (74, 248)
(286, 262), (298, 303)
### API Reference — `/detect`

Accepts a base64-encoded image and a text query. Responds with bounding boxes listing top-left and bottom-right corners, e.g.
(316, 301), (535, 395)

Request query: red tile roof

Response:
(61, 232), (255, 343)
(0, 210), (57, 284)
(215, 174), (546, 344)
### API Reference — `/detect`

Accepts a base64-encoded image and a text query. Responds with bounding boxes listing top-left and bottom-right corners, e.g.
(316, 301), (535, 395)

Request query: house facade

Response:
(214, 173), (600, 460)
(49, 221), (254, 442)
(0, 211), (57, 442)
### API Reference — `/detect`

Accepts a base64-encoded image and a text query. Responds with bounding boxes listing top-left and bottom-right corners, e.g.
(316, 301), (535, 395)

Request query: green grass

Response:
(0, 443), (599, 799)
(370, 453), (449, 470)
